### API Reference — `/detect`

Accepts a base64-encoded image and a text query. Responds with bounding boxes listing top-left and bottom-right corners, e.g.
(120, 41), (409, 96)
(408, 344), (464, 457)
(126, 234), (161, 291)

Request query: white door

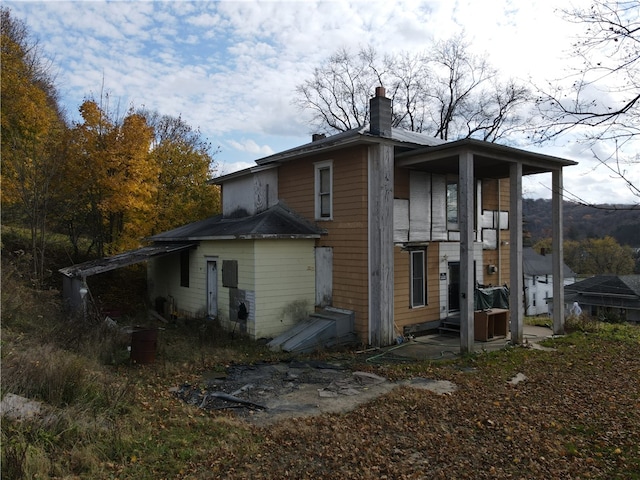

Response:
(207, 260), (218, 317)
(315, 247), (333, 307)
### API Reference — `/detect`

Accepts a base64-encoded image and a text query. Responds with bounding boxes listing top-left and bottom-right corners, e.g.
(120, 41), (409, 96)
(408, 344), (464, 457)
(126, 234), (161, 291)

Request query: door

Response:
(448, 262), (460, 312)
(448, 260), (476, 314)
(315, 247), (333, 307)
(207, 260), (218, 317)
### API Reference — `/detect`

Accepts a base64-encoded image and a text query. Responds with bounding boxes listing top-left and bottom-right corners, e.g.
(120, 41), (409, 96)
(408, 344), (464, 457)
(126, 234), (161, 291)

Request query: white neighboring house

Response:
(523, 247), (577, 316)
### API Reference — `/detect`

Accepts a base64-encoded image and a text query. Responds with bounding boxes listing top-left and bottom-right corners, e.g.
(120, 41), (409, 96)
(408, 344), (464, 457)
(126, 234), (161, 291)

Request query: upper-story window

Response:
(315, 160), (333, 220)
(446, 180), (458, 228)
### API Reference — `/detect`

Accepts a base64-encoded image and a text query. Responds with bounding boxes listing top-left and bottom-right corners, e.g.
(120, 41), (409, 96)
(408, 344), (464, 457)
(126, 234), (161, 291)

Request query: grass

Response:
(2, 235), (640, 478)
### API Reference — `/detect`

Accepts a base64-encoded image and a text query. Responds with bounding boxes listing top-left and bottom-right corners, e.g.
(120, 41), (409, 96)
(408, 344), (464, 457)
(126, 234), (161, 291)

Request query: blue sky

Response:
(5, 0), (638, 204)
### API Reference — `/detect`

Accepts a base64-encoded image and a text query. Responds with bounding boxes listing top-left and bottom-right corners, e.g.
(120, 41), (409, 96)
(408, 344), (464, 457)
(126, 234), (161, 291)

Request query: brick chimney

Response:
(312, 133), (326, 142)
(369, 86), (392, 137)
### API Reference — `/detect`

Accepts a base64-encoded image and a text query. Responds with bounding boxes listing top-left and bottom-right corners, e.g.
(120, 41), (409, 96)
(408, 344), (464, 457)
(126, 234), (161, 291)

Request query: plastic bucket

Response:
(130, 328), (158, 364)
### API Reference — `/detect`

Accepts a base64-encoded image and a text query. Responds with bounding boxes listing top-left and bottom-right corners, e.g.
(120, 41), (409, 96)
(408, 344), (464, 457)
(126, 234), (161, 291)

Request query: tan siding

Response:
(393, 244), (441, 331)
(278, 145), (371, 340)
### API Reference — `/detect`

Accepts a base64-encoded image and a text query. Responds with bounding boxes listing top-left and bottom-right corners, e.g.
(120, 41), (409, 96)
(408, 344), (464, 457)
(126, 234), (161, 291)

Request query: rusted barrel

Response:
(130, 328), (158, 364)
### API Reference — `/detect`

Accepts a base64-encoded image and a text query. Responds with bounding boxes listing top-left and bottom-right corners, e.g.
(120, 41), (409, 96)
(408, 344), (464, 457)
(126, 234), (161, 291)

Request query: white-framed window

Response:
(315, 160), (333, 220)
(410, 250), (426, 308)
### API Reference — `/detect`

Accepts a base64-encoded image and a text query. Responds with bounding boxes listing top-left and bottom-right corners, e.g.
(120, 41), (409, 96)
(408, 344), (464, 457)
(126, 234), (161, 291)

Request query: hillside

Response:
(523, 199), (640, 246)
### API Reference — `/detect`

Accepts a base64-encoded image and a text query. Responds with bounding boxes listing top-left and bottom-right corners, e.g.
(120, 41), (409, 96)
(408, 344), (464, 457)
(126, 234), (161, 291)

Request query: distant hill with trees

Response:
(523, 199), (640, 247)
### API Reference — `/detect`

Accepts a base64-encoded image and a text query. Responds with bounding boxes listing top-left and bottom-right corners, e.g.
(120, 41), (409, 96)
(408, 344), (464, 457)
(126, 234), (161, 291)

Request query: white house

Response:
(523, 247), (576, 316)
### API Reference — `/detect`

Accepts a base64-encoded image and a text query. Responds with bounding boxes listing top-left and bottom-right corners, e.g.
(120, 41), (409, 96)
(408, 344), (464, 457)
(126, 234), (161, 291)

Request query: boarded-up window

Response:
(222, 260), (238, 288)
(410, 250), (426, 308)
(446, 180), (458, 227)
(180, 250), (190, 288)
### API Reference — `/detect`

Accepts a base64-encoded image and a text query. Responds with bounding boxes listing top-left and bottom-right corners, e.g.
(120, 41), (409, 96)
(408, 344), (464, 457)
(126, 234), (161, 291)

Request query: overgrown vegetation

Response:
(2, 237), (640, 479)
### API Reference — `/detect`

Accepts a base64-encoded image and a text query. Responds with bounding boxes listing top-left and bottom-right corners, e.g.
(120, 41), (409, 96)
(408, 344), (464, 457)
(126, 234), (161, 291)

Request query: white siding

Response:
(221, 169), (278, 216)
(148, 238), (315, 340)
(394, 199), (409, 243)
(431, 174), (447, 241)
(409, 171), (431, 242)
(437, 242), (485, 319)
(254, 240), (316, 338)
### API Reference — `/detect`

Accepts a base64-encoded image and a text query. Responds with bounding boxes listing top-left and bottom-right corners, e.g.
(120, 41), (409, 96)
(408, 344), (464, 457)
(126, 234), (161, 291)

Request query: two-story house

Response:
(523, 247), (577, 316)
(65, 88), (576, 353)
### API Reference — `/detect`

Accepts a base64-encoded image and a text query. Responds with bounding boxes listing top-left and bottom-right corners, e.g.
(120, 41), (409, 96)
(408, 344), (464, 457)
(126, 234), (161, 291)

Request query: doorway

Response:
(207, 260), (218, 317)
(448, 262), (460, 312)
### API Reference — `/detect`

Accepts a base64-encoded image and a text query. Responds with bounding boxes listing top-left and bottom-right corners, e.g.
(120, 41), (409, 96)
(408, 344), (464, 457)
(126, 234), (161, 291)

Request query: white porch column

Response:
(459, 151), (475, 354)
(509, 163), (524, 344)
(552, 169), (565, 335)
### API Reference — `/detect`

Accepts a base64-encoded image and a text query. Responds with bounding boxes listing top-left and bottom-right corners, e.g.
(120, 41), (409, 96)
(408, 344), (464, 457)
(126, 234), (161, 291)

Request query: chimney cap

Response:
(375, 86), (386, 98)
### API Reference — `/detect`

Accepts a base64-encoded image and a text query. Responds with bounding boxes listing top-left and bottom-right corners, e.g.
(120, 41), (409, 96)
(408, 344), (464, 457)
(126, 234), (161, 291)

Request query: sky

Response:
(5, 0), (639, 205)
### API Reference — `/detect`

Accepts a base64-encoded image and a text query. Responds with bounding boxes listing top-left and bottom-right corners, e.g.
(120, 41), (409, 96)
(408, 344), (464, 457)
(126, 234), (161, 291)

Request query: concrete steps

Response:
(267, 307), (356, 354)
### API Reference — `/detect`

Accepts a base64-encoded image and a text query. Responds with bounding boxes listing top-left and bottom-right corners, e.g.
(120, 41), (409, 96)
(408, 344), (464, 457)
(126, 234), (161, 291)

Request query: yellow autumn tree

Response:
(62, 99), (157, 256)
(143, 111), (220, 234)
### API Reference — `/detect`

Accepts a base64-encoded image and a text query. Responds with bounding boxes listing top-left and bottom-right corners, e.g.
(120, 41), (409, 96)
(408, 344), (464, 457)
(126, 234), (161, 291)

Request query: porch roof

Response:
(396, 138), (578, 178)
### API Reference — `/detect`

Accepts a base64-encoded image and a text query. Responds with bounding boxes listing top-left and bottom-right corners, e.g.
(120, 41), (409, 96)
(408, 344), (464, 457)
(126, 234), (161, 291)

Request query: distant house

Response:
(61, 88), (577, 352)
(564, 275), (640, 323)
(523, 247), (576, 316)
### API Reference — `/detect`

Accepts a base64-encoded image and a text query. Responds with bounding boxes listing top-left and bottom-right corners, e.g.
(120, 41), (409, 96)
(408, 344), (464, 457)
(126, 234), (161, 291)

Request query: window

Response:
(411, 250), (426, 307)
(446, 180), (458, 227)
(180, 250), (190, 288)
(315, 160), (333, 219)
(222, 260), (238, 288)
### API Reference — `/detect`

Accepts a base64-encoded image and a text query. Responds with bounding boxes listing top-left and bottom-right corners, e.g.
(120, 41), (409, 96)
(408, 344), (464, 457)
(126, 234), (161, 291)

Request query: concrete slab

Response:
(377, 324), (557, 362)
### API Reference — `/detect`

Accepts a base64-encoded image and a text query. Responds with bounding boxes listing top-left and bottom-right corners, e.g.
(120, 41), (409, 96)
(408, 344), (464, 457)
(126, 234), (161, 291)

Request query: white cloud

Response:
(5, 0), (636, 204)
(227, 138), (275, 156)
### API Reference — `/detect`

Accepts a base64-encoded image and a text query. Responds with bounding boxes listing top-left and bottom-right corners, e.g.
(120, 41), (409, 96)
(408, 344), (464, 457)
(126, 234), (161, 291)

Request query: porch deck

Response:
(369, 324), (555, 362)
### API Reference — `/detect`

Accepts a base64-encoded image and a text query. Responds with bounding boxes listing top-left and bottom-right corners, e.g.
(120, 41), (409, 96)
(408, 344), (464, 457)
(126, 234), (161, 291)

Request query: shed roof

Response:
(523, 247), (576, 277)
(149, 202), (324, 242)
(59, 242), (196, 279)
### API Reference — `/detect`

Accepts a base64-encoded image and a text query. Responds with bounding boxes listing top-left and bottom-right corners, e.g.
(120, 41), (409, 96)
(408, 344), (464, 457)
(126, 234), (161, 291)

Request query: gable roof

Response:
(564, 275), (640, 309)
(149, 202), (324, 242)
(523, 247), (576, 277)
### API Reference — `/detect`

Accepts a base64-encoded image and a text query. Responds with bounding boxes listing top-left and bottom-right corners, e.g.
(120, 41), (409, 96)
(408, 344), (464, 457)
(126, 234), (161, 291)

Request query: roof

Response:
(211, 128), (577, 185)
(397, 138), (578, 178)
(523, 247), (576, 277)
(564, 275), (640, 309)
(149, 202), (324, 241)
(211, 125), (444, 184)
(59, 242), (196, 278)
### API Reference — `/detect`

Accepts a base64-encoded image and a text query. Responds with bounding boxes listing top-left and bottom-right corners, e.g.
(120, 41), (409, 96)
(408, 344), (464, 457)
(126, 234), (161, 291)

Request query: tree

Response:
(61, 98), (157, 257)
(1, 7), (66, 284)
(534, 236), (635, 274)
(534, 0), (640, 201)
(294, 35), (532, 142)
(141, 110), (221, 234)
